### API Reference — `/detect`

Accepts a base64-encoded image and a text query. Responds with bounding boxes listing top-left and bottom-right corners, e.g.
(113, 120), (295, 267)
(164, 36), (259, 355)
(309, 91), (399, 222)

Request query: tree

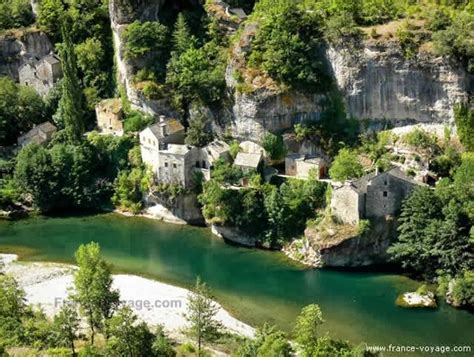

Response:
(152, 325), (176, 357)
(0, 274), (27, 346)
(112, 168), (150, 214)
(123, 20), (168, 60)
(262, 133), (287, 161)
(293, 304), (324, 355)
(172, 13), (196, 56)
(105, 305), (155, 356)
(185, 113), (214, 147)
(71, 242), (120, 345)
(52, 302), (79, 356)
(57, 21), (87, 143)
(454, 103), (474, 152)
(0, 0), (34, 30)
(185, 277), (220, 355)
(329, 148), (364, 182)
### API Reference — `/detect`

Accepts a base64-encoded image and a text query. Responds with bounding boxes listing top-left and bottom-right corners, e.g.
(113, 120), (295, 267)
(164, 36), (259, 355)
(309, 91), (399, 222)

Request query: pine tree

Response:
(57, 20), (86, 143)
(172, 13), (195, 56)
(184, 277), (220, 355)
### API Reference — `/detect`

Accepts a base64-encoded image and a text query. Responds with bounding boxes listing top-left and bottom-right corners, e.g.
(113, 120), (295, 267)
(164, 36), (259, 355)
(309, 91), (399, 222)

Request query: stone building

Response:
(19, 54), (62, 96)
(17, 122), (57, 147)
(95, 99), (124, 136)
(285, 153), (328, 179)
(234, 152), (263, 173)
(139, 116), (185, 173)
(330, 167), (419, 225)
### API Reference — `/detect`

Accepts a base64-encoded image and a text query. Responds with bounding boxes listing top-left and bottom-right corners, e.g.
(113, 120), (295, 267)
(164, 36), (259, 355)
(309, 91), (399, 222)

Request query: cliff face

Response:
(0, 30), (53, 80)
(109, 0), (178, 117)
(327, 44), (472, 125)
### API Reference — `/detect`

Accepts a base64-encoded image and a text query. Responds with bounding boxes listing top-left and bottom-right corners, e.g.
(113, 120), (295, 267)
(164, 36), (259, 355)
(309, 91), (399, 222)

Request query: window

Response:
(384, 180), (387, 185)
(383, 191), (388, 197)
(195, 161), (200, 168)
(164, 162), (168, 168)
(202, 160), (206, 169)
(173, 163), (177, 169)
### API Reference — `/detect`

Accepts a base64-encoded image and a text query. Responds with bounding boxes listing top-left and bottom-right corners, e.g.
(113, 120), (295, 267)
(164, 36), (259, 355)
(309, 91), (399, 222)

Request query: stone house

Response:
(285, 153), (328, 179)
(155, 140), (231, 188)
(95, 99), (124, 136)
(17, 122), (57, 147)
(234, 152), (263, 173)
(139, 116), (185, 173)
(19, 54), (62, 96)
(330, 167), (419, 225)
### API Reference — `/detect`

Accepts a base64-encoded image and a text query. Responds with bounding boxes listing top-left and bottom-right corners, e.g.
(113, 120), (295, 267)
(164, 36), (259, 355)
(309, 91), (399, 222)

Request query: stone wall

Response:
(330, 185), (363, 225)
(365, 173), (416, 219)
(0, 30), (53, 81)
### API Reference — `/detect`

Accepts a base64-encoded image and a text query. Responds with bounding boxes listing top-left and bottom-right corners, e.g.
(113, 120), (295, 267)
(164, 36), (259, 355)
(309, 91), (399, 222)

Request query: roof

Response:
(205, 140), (230, 160)
(18, 122), (57, 142)
(234, 152), (262, 168)
(42, 54), (60, 65)
(286, 153), (326, 165)
(146, 118), (185, 139)
(229, 7), (247, 19)
(96, 98), (122, 114)
(349, 167), (418, 193)
(160, 144), (191, 156)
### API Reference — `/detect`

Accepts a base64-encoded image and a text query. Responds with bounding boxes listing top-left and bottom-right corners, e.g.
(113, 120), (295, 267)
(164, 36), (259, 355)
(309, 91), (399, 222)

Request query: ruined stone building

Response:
(17, 122), (57, 147)
(233, 152), (263, 173)
(95, 99), (124, 136)
(18, 54), (62, 96)
(285, 153), (328, 179)
(330, 167), (419, 225)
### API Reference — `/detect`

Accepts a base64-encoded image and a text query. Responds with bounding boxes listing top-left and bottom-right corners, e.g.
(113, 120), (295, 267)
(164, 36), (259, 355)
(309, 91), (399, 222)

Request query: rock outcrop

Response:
(145, 192), (204, 225)
(0, 30), (53, 81)
(109, 0), (177, 117)
(211, 225), (258, 247)
(327, 43), (472, 125)
(303, 217), (397, 267)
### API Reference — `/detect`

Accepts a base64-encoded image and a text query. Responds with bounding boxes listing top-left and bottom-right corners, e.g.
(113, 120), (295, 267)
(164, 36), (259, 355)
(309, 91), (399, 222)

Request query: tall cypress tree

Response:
(57, 20), (86, 143)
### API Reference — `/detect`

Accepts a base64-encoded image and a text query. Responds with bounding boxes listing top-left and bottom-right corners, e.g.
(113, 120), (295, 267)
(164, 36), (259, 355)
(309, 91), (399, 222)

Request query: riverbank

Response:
(0, 254), (254, 339)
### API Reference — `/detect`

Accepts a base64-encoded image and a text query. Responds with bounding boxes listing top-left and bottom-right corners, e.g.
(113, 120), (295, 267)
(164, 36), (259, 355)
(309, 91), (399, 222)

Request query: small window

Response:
(383, 191), (388, 197)
(202, 160), (206, 169)
(164, 162), (168, 168)
(384, 180), (388, 185)
(195, 161), (200, 168)
(173, 163), (177, 169)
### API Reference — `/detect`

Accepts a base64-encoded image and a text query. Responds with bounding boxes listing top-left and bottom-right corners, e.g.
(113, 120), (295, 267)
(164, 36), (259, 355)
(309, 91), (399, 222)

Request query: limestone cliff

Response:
(0, 29), (53, 80)
(327, 43), (472, 125)
(300, 217), (397, 267)
(109, 0), (177, 117)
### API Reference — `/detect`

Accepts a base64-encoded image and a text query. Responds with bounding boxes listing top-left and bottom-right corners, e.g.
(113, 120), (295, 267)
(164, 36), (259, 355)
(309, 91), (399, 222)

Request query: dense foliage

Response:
(454, 103), (474, 152)
(199, 163), (327, 247)
(389, 154), (474, 307)
(329, 148), (364, 182)
(0, 0), (33, 30)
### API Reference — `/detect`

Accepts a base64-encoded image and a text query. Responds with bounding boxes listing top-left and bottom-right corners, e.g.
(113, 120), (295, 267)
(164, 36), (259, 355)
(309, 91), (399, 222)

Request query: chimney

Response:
(159, 115), (166, 123)
(160, 122), (167, 137)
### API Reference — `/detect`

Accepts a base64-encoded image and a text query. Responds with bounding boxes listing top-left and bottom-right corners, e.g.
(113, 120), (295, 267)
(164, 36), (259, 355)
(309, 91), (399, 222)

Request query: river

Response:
(0, 214), (473, 352)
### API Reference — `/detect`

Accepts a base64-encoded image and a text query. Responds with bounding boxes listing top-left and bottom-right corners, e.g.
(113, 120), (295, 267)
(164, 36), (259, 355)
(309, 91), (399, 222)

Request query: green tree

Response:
(0, 274), (27, 346)
(172, 13), (196, 56)
(152, 325), (176, 357)
(329, 148), (364, 182)
(105, 305), (155, 356)
(293, 304), (324, 356)
(37, 0), (65, 38)
(123, 20), (168, 60)
(52, 302), (79, 356)
(185, 112), (214, 147)
(112, 167), (150, 214)
(57, 21), (87, 143)
(0, 0), (34, 30)
(454, 103), (474, 152)
(71, 242), (120, 345)
(262, 133), (287, 161)
(185, 277), (220, 356)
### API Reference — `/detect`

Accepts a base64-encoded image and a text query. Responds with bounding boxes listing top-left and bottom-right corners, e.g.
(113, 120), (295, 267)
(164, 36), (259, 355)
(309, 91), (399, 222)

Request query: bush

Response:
(262, 133), (287, 161)
(123, 111), (154, 133)
(329, 148), (364, 182)
(402, 128), (437, 149)
(0, 0), (34, 30)
(123, 21), (168, 60)
(454, 103), (474, 152)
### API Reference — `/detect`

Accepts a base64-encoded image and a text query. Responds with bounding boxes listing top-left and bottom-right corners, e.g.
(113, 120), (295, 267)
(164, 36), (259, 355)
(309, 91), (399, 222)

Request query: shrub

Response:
(402, 128), (437, 149)
(262, 133), (287, 161)
(123, 21), (168, 60)
(329, 148), (364, 182)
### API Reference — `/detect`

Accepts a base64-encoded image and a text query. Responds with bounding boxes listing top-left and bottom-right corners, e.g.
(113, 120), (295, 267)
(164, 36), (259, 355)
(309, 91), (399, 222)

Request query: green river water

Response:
(0, 214), (473, 353)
